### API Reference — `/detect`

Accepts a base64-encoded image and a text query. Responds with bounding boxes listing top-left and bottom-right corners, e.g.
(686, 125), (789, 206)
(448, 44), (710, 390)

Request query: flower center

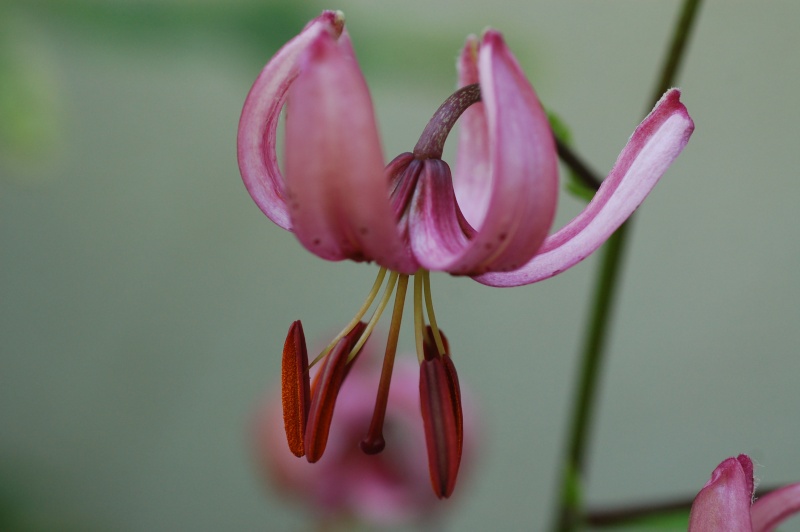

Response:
(280, 85), (479, 497)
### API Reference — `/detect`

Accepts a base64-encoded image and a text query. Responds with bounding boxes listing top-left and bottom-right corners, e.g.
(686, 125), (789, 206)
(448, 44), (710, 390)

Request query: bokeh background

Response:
(2, 0), (799, 530)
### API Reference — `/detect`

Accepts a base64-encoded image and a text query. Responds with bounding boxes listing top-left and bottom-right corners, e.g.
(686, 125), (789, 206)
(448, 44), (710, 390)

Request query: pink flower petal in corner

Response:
(751, 483), (800, 532)
(688, 455), (755, 531)
(475, 88), (694, 287)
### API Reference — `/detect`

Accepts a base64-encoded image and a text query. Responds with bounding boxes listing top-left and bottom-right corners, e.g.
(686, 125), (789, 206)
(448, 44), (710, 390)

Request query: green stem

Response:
(551, 1), (702, 530)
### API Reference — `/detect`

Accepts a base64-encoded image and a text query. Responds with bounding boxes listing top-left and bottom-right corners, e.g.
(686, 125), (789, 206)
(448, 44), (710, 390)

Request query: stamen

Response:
(339, 321), (368, 381)
(346, 272), (399, 363)
(304, 328), (361, 463)
(422, 270), (446, 356)
(310, 267), (387, 368)
(360, 274), (409, 454)
(419, 354), (462, 498)
(413, 272), (425, 364)
(280, 320), (310, 457)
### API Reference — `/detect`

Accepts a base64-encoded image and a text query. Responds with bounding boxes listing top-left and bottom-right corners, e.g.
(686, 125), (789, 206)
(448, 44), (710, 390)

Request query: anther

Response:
(281, 320), (310, 457)
(419, 327), (463, 498)
(304, 323), (366, 463)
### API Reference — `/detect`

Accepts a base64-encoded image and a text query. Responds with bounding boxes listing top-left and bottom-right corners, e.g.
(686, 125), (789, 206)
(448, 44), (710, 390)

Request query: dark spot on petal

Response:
(498, 232), (508, 241)
(312, 238), (321, 246)
(359, 227), (369, 235)
(484, 243), (492, 250)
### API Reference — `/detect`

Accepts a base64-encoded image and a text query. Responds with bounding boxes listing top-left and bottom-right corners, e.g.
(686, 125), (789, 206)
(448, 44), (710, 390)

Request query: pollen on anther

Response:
(281, 320), (310, 458)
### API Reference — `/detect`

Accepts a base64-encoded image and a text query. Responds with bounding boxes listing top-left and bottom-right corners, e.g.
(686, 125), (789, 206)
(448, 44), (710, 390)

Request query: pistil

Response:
(360, 274), (409, 454)
(413, 83), (481, 160)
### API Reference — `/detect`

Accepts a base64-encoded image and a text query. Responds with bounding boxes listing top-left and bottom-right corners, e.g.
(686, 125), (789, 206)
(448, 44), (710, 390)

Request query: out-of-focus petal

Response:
(237, 11), (344, 230)
(475, 88), (694, 287)
(284, 31), (417, 273)
(453, 36), (491, 229)
(751, 483), (800, 532)
(411, 31), (558, 275)
(688, 455), (755, 531)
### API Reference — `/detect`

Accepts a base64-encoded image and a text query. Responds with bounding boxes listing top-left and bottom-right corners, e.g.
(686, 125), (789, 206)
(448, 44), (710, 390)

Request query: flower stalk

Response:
(551, 0), (703, 530)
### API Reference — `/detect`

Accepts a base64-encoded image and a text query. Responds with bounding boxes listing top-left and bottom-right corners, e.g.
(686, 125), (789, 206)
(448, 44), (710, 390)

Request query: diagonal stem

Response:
(551, 1), (702, 530)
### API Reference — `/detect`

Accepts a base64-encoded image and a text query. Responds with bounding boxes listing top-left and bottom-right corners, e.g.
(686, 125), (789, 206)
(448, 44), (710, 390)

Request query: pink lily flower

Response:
(237, 10), (693, 498)
(689, 455), (800, 531)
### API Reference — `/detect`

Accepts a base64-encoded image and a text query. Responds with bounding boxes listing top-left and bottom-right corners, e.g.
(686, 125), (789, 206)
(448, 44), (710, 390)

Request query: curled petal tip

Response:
(480, 28), (503, 44)
(281, 321), (310, 457)
(310, 10), (345, 36)
(688, 455), (755, 531)
(238, 11), (349, 231)
(475, 84), (694, 287)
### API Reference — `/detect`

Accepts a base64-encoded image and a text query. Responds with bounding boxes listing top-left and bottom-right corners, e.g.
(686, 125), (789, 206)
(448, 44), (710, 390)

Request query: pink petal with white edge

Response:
(410, 31), (558, 275)
(751, 483), (800, 532)
(283, 31), (417, 273)
(688, 455), (755, 531)
(475, 88), (694, 287)
(237, 11), (344, 230)
(453, 36), (491, 229)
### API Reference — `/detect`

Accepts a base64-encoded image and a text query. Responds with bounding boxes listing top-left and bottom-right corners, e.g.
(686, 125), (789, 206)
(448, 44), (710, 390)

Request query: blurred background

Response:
(2, 0), (799, 529)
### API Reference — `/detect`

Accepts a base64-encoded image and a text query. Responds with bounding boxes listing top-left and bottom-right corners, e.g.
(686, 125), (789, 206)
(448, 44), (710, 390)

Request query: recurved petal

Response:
(453, 35), (491, 229)
(751, 483), (800, 532)
(283, 31), (417, 273)
(688, 455), (755, 532)
(237, 11), (344, 230)
(475, 88), (694, 287)
(411, 30), (558, 275)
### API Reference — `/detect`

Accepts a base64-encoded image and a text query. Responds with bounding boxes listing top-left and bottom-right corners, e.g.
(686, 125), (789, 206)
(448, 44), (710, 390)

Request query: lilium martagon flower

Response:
(237, 10), (694, 499)
(689, 455), (800, 531)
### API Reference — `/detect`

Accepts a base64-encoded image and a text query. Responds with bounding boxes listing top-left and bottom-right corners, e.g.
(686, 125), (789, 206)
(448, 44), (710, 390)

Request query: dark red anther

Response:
(441, 352), (463, 464)
(281, 320), (310, 458)
(419, 347), (463, 499)
(304, 323), (366, 463)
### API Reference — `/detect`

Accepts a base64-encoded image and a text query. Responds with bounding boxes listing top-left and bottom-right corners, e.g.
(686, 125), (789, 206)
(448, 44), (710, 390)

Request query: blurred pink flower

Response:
(689, 454), (800, 531)
(251, 352), (477, 527)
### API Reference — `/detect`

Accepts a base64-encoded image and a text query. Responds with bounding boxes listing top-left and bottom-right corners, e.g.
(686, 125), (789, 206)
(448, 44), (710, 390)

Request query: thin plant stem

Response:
(551, 1), (702, 530)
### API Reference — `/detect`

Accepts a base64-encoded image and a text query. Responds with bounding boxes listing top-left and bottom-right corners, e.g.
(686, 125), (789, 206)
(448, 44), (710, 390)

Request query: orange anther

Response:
(281, 320), (310, 457)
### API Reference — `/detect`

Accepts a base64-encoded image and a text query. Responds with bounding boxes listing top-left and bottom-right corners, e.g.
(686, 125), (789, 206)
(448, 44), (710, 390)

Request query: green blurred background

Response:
(2, 0), (799, 529)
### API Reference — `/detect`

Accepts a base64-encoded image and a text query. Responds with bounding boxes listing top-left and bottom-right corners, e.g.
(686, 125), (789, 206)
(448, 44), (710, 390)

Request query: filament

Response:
(422, 270), (446, 356)
(310, 267), (387, 368)
(347, 272), (399, 363)
(413, 272), (425, 363)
